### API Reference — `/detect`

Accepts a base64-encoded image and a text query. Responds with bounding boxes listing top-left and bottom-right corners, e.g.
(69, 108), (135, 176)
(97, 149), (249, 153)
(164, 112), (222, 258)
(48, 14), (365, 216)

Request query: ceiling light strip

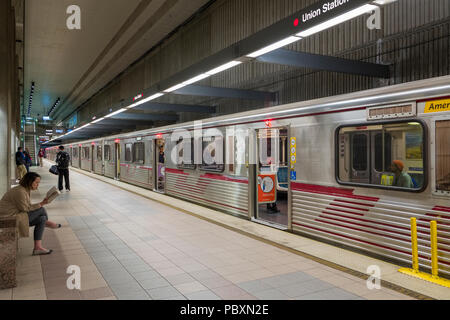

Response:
(246, 36), (302, 58)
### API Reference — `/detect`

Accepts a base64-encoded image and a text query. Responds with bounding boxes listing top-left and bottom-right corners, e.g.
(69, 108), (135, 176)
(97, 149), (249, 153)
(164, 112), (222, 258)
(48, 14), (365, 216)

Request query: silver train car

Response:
(47, 76), (450, 276)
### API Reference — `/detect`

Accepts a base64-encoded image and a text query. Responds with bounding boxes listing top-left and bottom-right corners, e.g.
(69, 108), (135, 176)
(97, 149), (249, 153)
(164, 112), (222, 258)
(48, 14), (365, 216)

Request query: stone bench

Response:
(0, 216), (17, 289)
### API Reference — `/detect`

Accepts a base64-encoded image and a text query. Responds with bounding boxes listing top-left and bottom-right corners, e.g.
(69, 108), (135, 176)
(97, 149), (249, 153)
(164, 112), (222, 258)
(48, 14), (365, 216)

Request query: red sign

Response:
(258, 174), (276, 203)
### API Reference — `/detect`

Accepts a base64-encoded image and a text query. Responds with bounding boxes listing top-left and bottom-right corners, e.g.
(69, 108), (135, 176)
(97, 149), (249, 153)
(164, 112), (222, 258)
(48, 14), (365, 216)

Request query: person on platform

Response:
(38, 149), (45, 167)
(391, 160), (414, 189)
(0, 172), (61, 255)
(24, 148), (32, 172)
(56, 146), (71, 192)
(15, 147), (27, 181)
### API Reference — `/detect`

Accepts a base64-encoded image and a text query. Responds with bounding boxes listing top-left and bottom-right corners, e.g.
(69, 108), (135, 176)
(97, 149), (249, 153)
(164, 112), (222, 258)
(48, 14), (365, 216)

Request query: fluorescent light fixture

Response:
(296, 4), (377, 38)
(105, 108), (127, 118)
(373, 0), (397, 4)
(182, 74), (211, 85)
(146, 92), (164, 101)
(247, 36), (302, 58)
(206, 61), (242, 76)
(92, 117), (105, 124)
(164, 83), (188, 93)
(127, 93), (165, 109)
(164, 72), (215, 94)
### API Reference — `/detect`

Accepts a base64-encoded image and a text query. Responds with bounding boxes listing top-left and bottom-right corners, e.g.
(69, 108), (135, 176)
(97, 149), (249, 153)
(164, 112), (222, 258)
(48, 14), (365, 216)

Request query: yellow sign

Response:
(290, 137), (297, 168)
(425, 99), (450, 113)
(381, 174), (394, 186)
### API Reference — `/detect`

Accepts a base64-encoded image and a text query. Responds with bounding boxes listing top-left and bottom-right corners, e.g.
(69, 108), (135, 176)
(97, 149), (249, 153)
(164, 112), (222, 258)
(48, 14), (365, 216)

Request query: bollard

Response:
(399, 219), (450, 288)
(430, 221), (438, 278)
(410, 218), (419, 273)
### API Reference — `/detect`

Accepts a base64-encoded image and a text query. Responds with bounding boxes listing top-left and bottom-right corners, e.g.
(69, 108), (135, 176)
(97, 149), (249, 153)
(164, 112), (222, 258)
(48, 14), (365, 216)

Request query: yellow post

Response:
(410, 218), (419, 272)
(430, 221), (439, 278)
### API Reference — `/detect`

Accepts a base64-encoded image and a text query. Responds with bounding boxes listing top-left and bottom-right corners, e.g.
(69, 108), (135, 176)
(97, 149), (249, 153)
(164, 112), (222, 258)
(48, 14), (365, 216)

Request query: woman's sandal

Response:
(32, 249), (53, 256)
(48, 224), (62, 229)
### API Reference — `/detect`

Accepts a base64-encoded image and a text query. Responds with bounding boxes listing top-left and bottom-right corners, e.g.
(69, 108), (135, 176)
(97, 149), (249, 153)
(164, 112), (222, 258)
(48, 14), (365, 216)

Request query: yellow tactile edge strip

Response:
(65, 165), (435, 300)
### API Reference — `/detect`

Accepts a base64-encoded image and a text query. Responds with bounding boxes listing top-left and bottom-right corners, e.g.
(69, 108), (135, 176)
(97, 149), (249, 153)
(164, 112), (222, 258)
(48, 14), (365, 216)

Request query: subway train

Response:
(46, 76), (450, 276)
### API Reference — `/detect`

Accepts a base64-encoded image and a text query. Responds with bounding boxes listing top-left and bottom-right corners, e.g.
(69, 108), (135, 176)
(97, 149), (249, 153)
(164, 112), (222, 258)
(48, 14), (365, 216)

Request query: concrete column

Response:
(0, 0), (16, 195)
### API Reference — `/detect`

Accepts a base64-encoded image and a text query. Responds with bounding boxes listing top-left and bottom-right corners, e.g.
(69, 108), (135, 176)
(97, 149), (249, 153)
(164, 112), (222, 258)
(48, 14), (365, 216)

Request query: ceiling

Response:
(24, 0), (211, 122)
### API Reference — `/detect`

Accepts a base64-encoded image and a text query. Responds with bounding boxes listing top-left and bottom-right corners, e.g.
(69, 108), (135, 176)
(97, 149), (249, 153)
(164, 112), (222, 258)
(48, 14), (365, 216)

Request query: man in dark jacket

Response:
(15, 147), (27, 180)
(56, 146), (71, 192)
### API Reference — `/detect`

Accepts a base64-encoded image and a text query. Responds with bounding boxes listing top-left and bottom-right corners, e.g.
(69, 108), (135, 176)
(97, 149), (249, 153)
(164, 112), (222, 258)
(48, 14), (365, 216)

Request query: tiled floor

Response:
(0, 166), (415, 300)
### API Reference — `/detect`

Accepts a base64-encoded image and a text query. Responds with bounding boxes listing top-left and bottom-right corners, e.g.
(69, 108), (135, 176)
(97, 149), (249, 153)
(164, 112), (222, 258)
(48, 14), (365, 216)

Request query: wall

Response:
(0, 0), (20, 194)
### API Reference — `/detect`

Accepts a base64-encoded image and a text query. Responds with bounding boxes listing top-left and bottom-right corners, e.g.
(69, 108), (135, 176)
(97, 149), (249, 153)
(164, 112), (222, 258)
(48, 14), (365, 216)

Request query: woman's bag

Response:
(49, 165), (59, 175)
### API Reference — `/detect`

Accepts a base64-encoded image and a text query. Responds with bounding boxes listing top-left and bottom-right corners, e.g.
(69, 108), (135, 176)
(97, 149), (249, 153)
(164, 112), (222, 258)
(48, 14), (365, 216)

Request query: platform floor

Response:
(0, 164), (432, 300)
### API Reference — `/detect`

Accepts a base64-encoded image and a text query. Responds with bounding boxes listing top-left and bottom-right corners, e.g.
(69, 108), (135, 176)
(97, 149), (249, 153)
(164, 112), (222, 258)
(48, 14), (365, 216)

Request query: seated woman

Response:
(0, 172), (61, 255)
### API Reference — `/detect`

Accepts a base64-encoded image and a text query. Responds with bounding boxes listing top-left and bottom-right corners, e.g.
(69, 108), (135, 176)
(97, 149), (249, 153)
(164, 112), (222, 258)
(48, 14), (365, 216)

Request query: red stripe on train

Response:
(166, 168), (189, 175)
(329, 203), (370, 212)
(334, 199), (375, 208)
(317, 216), (409, 242)
(166, 169), (248, 184)
(293, 222), (410, 255)
(167, 189), (247, 213)
(200, 173), (248, 184)
(291, 182), (379, 202)
(320, 210), (411, 233)
(325, 207), (364, 216)
(294, 222), (450, 262)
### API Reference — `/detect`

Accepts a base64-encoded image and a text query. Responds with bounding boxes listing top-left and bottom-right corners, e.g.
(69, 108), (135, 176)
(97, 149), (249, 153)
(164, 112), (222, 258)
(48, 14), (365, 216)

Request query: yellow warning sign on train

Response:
(425, 99), (450, 113)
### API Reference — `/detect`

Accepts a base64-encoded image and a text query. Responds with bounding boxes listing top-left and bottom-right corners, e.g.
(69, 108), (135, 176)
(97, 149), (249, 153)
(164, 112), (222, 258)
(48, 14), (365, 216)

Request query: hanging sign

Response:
(258, 174), (277, 203)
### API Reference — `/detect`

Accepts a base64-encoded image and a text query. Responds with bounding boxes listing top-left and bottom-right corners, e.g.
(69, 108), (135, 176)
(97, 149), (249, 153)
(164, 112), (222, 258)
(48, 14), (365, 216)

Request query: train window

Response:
(200, 136), (224, 172)
(337, 121), (425, 191)
(104, 145), (111, 161)
(176, 137), (195, 169)
(133, 142), (145, 164)
(125, 143), (132, 162)
(73, 148), (78, 158)
(97, 146), (102, 161)
(83, 147), (90, 159)
(436, 120), (450, 192)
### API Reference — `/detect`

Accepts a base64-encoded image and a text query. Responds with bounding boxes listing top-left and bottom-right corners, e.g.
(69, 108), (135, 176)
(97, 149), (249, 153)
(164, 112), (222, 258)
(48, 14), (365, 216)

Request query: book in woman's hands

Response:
(46, 186), (60, 203)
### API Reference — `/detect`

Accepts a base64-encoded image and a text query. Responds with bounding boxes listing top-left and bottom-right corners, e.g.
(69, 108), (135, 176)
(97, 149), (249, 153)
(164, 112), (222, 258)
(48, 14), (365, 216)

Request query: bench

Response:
(0, 216), (17, 289)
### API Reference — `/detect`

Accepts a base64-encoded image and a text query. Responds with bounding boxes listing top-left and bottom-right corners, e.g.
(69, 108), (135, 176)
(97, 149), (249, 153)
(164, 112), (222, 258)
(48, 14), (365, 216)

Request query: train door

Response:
(154, 139), (166, 192)
(78, 146), (81, 168)
(253, 127), (289, 229)
(91, 144), (95, 172)
(115, 141), (120, 179)
(350, 132), (370, 184)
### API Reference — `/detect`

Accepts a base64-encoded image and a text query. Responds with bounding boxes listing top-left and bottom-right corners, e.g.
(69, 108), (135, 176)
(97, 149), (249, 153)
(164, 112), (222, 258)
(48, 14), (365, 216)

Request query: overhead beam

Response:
(95, 118), (155, 127)
(133, 102), (216, 114)
(257, 49), (390, 78)
(111, 113), (178, 122)
(173, 85), (276, 101)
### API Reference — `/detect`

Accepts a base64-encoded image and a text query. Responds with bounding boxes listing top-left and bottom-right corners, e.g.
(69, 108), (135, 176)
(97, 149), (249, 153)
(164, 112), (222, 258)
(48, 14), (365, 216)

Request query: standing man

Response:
(56, 146), (71, 192)
(15, 147), (27, 181)
(24, 148), (32, 173)
(38, 149), (44, 167)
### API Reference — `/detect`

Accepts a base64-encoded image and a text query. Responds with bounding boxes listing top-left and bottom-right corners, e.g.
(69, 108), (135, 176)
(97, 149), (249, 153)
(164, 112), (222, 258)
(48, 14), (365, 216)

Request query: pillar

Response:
(0, 0), (17, 195)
